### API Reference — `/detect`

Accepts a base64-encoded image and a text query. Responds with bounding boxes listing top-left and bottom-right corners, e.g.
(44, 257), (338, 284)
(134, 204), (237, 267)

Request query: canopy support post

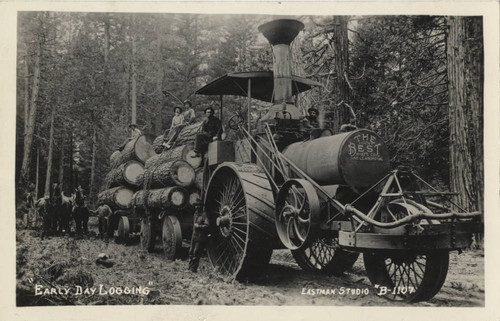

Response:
(220, 95), (223, 122)
(247, 79), (251, 133)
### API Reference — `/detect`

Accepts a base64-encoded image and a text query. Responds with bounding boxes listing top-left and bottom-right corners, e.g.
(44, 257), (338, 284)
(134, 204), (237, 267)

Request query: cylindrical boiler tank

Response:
(282, 129), (390, 189)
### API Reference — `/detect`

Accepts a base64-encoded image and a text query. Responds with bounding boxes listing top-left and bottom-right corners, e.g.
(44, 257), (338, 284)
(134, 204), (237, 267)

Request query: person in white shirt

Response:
(163, 107), (186, 149)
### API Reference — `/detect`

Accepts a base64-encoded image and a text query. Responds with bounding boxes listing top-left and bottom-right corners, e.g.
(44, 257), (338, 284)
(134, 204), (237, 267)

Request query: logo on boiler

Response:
(347, 132), (384, 161)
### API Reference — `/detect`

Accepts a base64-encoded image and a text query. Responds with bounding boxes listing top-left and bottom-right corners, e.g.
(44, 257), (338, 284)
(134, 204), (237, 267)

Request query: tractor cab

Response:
(195, 70), (323, 145)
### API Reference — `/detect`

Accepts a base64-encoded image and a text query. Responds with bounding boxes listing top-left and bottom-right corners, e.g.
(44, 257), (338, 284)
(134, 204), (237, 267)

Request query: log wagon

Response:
(137, 126), (204, 259)
(157, 19), (483, 302)
(97, 134), (156, 243)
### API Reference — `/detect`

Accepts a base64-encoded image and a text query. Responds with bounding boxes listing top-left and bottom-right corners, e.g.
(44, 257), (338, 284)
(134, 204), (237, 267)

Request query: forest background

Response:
(15, 13), (484, 217)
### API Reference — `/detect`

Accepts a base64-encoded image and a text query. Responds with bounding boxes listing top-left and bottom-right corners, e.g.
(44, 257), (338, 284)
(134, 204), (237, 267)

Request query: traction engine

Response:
(195, 19), (482, 302)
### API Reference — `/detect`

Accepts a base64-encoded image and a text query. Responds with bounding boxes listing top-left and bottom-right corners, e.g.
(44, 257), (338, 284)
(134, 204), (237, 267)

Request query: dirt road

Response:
(16, 225), (484, 307)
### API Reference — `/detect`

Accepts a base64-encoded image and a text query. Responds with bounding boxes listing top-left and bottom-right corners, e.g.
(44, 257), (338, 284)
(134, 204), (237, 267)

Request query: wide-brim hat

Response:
(183, 100), (192, 107)
(307, 108), (319, 114)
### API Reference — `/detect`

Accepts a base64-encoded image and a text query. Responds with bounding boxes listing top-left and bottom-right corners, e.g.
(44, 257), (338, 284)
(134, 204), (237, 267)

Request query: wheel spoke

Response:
(293, 219), (306, 242)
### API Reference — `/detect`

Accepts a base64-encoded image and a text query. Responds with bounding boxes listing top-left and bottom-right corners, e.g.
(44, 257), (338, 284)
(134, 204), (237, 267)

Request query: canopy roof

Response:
(195, 71), (323, 103)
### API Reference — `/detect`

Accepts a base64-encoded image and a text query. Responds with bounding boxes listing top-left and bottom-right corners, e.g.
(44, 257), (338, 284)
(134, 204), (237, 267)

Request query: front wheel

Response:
(292, 235), (359, 276)
(363, 251), (449, 302)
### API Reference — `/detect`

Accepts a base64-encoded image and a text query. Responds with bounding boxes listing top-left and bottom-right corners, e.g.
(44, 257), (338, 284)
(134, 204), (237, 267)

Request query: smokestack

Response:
(258, 19), (304, 104)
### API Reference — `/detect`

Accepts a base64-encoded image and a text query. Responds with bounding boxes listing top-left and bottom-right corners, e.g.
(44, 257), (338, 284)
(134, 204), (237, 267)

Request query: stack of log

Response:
(97, 135), (155, 210)
(135, 122), (204, 213)
(98, 122), (205, 214)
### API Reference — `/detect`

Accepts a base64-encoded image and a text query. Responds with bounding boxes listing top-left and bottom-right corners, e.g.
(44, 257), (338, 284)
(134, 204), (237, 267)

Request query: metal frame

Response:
(236, 123), (482, 252)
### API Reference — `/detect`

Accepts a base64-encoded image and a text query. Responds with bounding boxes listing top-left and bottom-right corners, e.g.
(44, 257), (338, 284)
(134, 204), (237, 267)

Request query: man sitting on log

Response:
(192, 107), (222, 157)
(116, 123), (143, 152)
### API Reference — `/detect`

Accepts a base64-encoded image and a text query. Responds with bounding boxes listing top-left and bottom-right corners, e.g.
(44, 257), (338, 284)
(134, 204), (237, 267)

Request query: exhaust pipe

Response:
(258, 19), (304, 105)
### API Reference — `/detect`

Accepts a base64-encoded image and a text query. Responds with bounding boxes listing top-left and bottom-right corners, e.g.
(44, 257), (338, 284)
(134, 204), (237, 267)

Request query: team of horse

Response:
(35, 184), (90, 239)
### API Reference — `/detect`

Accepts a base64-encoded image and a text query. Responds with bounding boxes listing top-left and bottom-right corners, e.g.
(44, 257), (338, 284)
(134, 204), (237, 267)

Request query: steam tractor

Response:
(152, 19), (483, 302)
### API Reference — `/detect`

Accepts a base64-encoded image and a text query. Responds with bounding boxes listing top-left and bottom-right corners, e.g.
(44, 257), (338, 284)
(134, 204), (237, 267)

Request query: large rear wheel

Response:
(363, 251), (449, 302)
(364, 199), (449, 302)
(205, 164), (276, 280)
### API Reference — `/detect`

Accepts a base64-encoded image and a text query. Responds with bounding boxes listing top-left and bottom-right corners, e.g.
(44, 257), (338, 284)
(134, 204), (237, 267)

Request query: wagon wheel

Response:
(140, 215), (156, 252)
(291, 234), (359, 276)
(116, 216), (130, 244)
(205, 163), (275, 280)
(162, 215), (182, 260)
(363, 199), (449, 302)
(275, 179), (320, 250)
(290, 186), (359, 275)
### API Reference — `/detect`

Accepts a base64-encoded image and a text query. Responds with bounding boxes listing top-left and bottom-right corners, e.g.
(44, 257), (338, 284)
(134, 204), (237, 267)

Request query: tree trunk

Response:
(131, 14), (137, 126)
(291, 30), (311, 115)
(35, 147), (39, 199)
(89, 127), (97, 201)
(331, 16), (351, 132)
(446, 16), (484, 246)
(44, 107), (55, 197)
(103, 14), (110, 99)
(58, 139), (64, 186)
(23, 47), (30, 136)
(20, 21), (43, 184)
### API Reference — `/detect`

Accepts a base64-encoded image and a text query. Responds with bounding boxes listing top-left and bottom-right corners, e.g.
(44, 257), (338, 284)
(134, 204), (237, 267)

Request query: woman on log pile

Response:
(182, 100), (196, 125)
(163, 106), (185, 149)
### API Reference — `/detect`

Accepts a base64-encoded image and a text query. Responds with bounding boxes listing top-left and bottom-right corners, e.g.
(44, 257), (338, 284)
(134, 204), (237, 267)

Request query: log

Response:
(105, 160), (145, 188)
(144, 160), (195, 188)
(152, 135), (165, 154)
(182, 142), (202, 169)
(136, 172), (144, 187)
(109, 150), (121, 169)
(194, 168), (204, 191)
(145, 145), (185, 169)
(173, 121), (203, 146)
(188, 191), (201, 207)
(132, 187), (188, 210)
(118, 134), (156, 165)
(97, 186), (134, 210)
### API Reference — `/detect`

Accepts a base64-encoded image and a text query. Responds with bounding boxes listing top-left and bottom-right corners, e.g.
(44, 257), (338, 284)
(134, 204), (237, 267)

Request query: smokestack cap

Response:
(258, 19), (305, 45)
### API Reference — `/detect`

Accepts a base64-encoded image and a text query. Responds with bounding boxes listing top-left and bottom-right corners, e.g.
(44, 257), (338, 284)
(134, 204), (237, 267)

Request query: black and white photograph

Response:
(1, 1), (499, 320)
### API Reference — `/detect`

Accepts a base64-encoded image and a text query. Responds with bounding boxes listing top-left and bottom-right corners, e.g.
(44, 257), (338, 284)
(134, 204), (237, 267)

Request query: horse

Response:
(72, 186), (89, 235)
(50, 183), (73, 234)
(36, 197), (53, 239)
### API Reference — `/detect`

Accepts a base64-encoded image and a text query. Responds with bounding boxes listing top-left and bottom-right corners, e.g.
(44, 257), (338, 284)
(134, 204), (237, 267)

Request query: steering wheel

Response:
(228, 114), (245, 130)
